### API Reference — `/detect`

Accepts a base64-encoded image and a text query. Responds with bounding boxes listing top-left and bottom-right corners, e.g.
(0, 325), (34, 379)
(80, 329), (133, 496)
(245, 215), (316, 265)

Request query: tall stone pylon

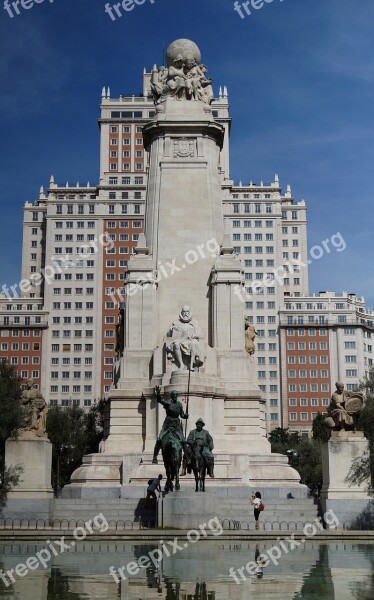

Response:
(66, 40), (304, 497)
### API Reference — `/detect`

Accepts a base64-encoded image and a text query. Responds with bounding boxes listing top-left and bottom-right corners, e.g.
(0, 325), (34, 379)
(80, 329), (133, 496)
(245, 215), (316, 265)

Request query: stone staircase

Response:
(218, 497), (320, 529)
(53, 496), (157, 528)
(52, 486), (319, 531)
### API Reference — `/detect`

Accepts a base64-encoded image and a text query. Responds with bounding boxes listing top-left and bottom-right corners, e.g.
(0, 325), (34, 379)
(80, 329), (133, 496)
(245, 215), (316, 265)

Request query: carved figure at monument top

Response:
(324, 381), (364, 435)
(166, 305), (204, 371)
(20, 379), (48, 439)
(245, 318), (257, 355)
(151, 39), (213, 105)
(184, 56), (213, 102)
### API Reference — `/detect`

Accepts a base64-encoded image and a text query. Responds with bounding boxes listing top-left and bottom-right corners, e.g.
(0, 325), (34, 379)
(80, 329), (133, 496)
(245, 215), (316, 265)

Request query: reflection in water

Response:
(163, 580), (216, 600)
(351, 544), (374, 600)
(0, 541), (373, 600)
(294, 545), (335, 600)
(133, 544), (162, 592)
(47, 569), (85, 600)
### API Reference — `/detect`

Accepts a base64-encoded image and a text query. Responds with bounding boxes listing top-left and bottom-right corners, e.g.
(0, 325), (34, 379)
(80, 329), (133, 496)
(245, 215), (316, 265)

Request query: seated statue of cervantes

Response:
(166, 305), (204, 371)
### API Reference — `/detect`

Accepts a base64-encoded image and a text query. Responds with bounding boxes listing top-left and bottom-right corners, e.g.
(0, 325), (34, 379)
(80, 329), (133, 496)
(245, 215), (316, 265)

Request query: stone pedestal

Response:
(3, 435), (53, 519)
(159, 491), (218, 529)
(320, 431), (373, 528)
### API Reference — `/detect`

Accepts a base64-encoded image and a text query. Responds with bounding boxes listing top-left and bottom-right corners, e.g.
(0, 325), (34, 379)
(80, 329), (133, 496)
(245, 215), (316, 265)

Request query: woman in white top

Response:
(251, 491), (262, 530)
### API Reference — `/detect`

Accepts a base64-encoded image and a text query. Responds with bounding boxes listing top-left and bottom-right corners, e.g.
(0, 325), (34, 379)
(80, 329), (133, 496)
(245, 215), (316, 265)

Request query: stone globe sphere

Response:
(165, 39), (202, 67)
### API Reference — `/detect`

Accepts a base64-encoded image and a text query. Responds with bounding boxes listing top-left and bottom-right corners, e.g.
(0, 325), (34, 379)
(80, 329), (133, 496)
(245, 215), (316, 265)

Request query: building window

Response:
(346, 369), (358, 377)
(344, 328), (355, 335)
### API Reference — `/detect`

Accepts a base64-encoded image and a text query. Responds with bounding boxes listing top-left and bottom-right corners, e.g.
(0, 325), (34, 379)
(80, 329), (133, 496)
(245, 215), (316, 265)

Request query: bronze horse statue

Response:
(186, 439), (208, 492)
(160, 426), (182, 492)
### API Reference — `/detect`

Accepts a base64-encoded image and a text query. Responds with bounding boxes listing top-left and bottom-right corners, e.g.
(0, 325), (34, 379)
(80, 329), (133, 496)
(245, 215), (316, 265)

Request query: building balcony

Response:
(279, 314), (374, 329)
(0, 318), (48, 328)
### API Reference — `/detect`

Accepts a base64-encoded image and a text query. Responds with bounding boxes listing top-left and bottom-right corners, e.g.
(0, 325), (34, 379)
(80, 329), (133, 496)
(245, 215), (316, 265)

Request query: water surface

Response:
(0, 540), (373, 599)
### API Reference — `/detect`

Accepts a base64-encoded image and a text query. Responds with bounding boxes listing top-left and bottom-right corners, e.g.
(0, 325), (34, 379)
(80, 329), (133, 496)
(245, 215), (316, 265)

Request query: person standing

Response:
(144, 474), (163, 508)
(251, 491), (262, 530)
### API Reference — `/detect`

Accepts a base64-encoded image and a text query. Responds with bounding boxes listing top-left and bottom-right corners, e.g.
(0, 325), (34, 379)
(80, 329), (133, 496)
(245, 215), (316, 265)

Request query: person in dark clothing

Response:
(144, 474), (162, 508)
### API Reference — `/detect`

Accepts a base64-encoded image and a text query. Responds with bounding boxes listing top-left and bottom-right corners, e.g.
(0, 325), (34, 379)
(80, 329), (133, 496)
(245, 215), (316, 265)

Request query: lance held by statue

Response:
(152, 386), (189, 492)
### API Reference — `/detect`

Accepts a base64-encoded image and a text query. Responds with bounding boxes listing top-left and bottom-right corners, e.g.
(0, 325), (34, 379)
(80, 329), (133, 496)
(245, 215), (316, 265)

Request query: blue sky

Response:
(0, 0), (373, 306)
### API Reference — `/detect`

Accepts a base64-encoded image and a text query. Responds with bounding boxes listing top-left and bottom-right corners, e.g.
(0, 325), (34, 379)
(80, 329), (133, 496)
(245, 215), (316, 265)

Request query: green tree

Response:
(0, 362), (23, 469)
(47, 402), (104, 493)
(347, 369), (374, 489)
(268, 427), (300, 455)
(291, 438), (323, 495)
(268, 427), (323, 494)
(312, 412), (329, 442)
(0, 362), (24, 512)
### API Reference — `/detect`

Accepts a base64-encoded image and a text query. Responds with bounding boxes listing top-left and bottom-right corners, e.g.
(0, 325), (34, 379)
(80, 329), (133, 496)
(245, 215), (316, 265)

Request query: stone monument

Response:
(320, 382), (372, 528)
(64, 40), (306, 520)
(4, 380), (53, 519)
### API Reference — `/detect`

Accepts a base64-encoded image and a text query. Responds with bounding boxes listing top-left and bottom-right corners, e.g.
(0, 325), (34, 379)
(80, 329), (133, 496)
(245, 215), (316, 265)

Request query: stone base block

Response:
(61, 453), (122, 498)
(5, 437), (53, 497)
(321, 433), (371, 500)
(3, 437), (54, 520)
(159, 491), (219, 529)
(2, 498), (54, 521)
(320, 498), (374, 530)
(63, 449), (308, 500)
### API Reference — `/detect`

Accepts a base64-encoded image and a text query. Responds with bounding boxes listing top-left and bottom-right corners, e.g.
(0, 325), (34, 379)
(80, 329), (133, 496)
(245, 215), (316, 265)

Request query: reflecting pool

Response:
(0, 540), (373, 599)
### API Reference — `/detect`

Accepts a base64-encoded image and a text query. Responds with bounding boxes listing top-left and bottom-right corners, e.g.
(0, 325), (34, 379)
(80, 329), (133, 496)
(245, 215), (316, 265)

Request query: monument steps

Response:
(52, 495), (319, 526)
(53, 497), (155, 524)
